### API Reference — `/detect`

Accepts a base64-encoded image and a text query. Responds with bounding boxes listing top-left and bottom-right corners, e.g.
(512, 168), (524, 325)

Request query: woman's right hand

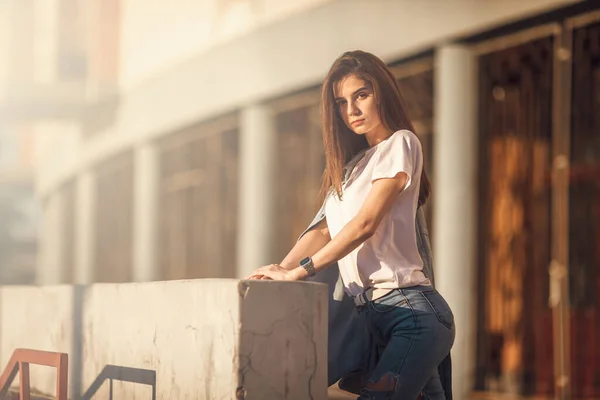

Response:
(245, 266), (274, 280)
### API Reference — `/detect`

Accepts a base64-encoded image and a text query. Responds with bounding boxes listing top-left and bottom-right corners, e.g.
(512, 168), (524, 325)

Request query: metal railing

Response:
(80, 365), (156, 400)
(0, 348), (68, 400)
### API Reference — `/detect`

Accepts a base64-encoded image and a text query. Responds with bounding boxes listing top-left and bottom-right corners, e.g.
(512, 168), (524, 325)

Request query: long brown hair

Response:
(318, 50), (431, 206)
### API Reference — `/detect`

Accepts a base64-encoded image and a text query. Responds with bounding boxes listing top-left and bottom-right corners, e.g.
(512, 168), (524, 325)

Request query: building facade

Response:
(26, 0), (600, 398)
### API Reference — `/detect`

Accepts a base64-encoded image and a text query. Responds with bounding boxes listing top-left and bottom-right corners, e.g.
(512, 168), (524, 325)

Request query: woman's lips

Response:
(351, 119), (365, 126)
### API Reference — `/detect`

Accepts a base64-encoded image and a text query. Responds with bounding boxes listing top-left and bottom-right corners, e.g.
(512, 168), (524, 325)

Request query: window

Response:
(158, 115), (239, 280)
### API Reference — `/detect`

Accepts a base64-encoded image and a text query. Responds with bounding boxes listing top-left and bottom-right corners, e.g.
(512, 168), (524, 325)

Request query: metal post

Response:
(19, 362), (30, 400)
(550, 24), (573, 400)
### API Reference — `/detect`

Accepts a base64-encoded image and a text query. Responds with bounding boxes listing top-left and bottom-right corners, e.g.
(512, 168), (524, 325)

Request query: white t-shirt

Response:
(325, 129), (431, 297)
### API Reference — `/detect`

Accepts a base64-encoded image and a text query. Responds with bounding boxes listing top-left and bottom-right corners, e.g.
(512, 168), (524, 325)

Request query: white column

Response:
(237, 105), (276, 278)
(36, 191), (65, 284)
(74, 171), (96, 284)
(132, 143), (160, 282)
(433, 44), (478, 399)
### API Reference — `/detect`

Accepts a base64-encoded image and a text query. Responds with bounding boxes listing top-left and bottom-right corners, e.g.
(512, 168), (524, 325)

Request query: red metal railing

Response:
(0, 348), (68, 400)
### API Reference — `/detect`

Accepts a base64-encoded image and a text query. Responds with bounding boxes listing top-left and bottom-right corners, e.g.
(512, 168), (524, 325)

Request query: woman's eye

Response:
(357, 92), (367, 99)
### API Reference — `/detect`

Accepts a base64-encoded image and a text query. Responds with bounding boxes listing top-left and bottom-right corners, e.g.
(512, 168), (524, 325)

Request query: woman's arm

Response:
(253, 172), (408, 281)
(246, 218), (330, 278)
(280, 218), (331, 270)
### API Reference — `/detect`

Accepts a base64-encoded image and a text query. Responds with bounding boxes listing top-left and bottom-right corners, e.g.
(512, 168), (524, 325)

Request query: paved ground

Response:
(328, 384), (357, 399)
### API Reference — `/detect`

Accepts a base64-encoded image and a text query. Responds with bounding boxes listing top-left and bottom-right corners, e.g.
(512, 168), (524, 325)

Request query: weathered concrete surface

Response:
(81, 279), (241, 399)
(0, 285), (76, 397)
(81, 279), (328, 400)
(238, 280), (328, 399)
(0, 279), (327, 399)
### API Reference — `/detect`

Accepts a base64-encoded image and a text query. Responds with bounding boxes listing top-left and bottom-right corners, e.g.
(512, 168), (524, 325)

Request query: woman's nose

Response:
(348, 102), (361, 116)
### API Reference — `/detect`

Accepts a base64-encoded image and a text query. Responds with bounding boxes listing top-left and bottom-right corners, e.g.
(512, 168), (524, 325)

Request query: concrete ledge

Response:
(0, 285), (77, 397)
(0, 279), (328, 399)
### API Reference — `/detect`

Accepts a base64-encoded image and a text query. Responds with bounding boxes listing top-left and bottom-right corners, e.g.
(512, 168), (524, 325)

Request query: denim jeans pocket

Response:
(420, 289), (454, 329)
(370, 290), (408, 313)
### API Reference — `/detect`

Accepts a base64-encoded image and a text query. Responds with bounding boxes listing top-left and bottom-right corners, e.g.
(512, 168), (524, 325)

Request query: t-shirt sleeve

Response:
(371, 130), (418, 188)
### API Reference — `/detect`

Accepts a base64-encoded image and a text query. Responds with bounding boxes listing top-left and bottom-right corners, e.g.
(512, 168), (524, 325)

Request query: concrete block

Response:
(81, 279), (327, 400)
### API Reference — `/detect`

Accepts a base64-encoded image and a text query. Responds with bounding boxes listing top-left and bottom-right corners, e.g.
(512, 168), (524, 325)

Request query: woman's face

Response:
(333, 74), (384, 136)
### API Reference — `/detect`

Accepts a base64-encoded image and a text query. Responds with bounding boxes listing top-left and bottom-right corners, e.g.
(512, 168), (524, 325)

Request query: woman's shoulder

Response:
(390, 129), (418, 142)
(379, 129), (421, 151)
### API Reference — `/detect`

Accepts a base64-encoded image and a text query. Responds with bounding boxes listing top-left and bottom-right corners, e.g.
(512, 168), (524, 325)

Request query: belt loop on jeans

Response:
(355, 292), (368, 307)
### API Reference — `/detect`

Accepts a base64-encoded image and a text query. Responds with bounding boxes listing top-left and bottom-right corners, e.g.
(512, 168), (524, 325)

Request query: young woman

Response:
(248, 50), (455, 400)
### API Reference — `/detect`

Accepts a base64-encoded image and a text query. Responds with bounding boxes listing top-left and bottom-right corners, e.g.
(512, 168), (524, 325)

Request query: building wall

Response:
(0, 1), (39, 284)
(119, 0), (336, 91)
(36, 0), (578, 197)
(0, 2), (13, 94)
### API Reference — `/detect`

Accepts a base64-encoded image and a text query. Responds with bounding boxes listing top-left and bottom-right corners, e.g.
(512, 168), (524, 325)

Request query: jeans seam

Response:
(420, 291), (453, 330)
(390, 291), (418, 392)
(368, 290), (418, 393)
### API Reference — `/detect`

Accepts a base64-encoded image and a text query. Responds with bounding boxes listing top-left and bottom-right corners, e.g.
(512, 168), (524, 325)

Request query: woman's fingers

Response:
(245, 264), (278, 279)
(256, 267), (288, 281)
(246, 274), (273, 280)
(246, 264), (284, 280)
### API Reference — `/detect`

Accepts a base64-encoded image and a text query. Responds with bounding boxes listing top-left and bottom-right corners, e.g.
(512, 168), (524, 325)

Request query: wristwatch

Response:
(300, 257), (316, 277)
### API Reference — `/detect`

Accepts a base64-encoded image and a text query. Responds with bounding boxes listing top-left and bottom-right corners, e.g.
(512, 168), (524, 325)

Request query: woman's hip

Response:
(359, 285), (455, 342)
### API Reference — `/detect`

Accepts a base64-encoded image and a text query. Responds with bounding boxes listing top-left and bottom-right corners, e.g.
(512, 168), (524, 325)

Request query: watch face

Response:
(300, 257), (311, 266)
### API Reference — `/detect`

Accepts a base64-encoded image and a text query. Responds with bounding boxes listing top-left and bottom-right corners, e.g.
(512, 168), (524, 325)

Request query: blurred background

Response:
(0, 0), (599, 398)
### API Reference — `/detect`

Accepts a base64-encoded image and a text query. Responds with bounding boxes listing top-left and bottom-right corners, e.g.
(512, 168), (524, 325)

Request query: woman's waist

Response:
(339, 262), (428, 285)
(339, 255), (424, 275)
(341, 269), (431, 298)
(352, 284), (432, 307)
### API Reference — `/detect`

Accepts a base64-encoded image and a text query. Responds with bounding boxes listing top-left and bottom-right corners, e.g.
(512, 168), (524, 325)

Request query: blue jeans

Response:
(356, 286), (455, 400)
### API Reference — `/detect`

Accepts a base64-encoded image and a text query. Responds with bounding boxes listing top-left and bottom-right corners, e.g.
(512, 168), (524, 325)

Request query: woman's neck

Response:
(365, 126), (393, 148)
